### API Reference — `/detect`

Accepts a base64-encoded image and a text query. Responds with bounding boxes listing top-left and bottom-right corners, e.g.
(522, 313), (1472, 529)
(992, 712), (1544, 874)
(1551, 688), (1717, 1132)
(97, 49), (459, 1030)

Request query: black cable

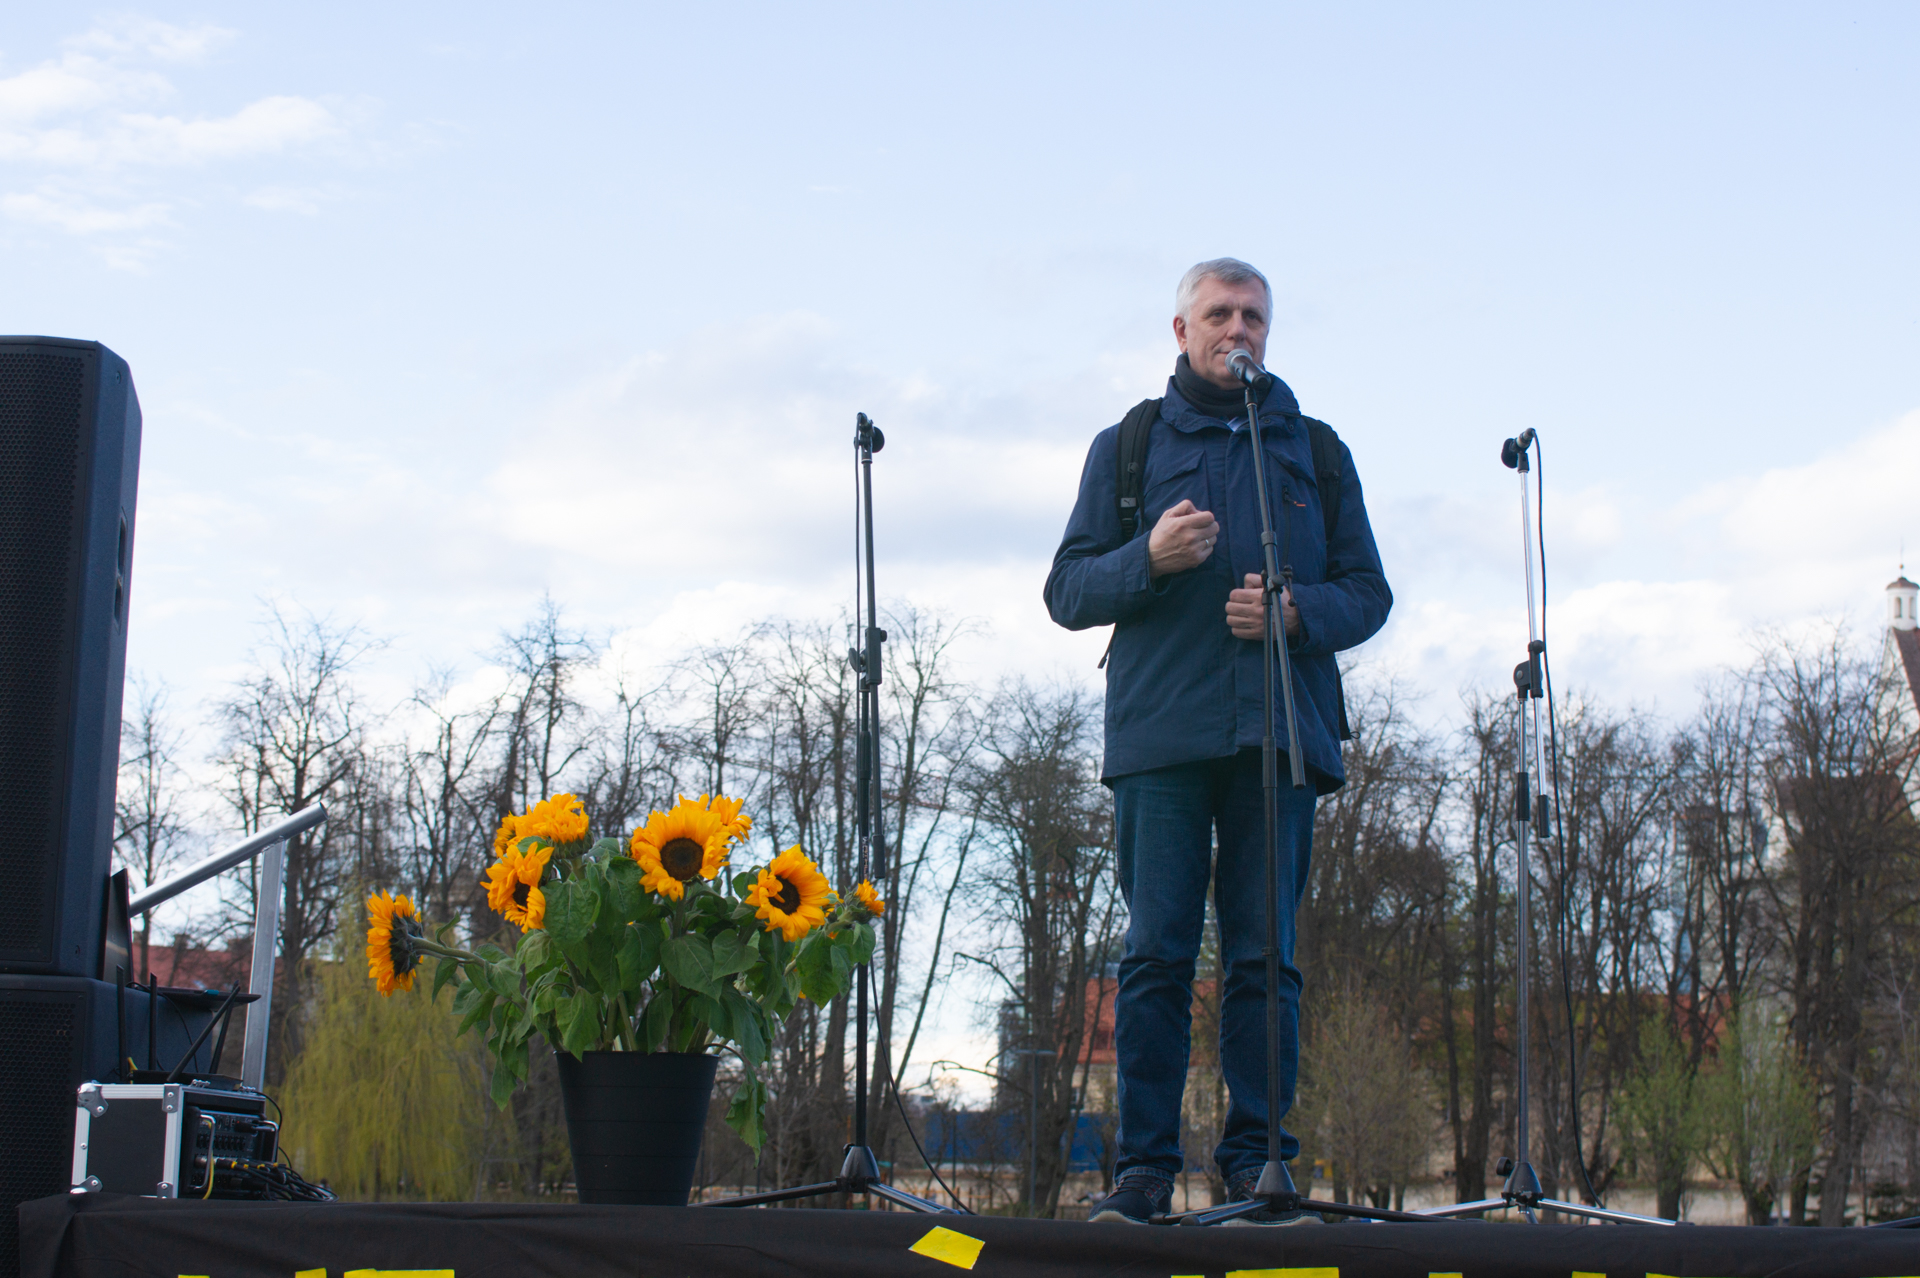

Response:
(879, 1042), (972, 1212)
(1533, 436), (1605, 1210)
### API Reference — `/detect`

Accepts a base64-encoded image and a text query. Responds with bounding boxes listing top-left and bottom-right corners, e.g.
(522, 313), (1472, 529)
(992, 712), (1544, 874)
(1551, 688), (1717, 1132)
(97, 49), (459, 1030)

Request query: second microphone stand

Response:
(701, 414), (951, 1215)
(1421, 434), (1672, 1228)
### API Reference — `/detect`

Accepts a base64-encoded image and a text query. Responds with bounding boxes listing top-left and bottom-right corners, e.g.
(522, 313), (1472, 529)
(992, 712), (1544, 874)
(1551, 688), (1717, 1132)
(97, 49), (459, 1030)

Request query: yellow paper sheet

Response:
(908, 1226), (986, 1270)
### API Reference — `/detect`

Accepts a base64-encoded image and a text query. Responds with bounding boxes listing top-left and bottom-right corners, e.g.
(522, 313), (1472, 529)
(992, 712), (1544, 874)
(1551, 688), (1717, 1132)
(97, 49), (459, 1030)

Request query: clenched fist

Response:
(1227, 572), (1301, 640)
(1148, 499), (1220, 579)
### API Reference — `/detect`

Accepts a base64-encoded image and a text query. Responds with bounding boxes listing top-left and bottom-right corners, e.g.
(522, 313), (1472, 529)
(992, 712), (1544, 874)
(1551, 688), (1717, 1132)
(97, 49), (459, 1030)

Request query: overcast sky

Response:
(7, 4), (1918, 1088)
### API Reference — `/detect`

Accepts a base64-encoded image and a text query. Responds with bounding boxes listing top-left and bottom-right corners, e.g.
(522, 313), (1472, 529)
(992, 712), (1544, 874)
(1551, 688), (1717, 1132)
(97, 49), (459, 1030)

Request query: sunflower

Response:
(853, 879), (885, 917)
(629, 795), (742, 900)
(492, 811), (524, 859)
(521, 793), (588, 845)
(492, 793), (589, 862)
(484, 842), (552, 931)
(366, 890), (426, 996)
(745, 845), (833, 941)
(702, 793), (753, 841)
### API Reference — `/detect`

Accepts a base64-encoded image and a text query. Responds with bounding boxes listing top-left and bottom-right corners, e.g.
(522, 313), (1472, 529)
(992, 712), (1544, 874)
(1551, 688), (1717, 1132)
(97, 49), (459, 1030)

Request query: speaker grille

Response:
(0, 351), (84, 960)
(0, 996), (80, 1278)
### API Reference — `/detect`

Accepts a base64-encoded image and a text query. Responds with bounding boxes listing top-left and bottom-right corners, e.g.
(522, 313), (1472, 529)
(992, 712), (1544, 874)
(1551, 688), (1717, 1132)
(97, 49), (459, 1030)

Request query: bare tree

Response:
(114, 676), (191, 977)
(214, 605), (374, 1083)
(968, 680), (1120, 1215)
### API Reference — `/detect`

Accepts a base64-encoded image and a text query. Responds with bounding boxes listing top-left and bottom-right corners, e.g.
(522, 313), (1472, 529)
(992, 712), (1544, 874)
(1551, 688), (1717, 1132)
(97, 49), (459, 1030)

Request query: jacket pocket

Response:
(1143, 444), (1210, 526)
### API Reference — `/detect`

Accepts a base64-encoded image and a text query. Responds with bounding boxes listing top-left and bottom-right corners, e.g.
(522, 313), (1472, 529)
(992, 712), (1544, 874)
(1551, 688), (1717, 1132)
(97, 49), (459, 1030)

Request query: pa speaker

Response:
(0, 976), (215, 1278)
(0, 338), (140, 976)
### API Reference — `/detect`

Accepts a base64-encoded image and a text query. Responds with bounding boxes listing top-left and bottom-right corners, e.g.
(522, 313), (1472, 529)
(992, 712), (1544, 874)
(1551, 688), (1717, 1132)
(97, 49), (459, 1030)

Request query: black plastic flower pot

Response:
(555, 1049), (720, 1205)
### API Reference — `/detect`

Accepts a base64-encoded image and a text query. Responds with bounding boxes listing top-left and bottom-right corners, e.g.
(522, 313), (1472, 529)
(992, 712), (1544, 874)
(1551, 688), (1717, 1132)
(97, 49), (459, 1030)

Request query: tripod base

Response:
(1162, 1161), (1447, 1226)
(697, 1144), (954, 1213)
(1420, 1162), (1679, 1226)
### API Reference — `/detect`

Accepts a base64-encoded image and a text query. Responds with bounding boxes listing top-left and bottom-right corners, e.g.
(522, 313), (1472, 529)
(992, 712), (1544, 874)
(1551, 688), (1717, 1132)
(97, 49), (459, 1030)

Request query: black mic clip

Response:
(1500, 428), (1535, 471)
(855, 412), (885, 453)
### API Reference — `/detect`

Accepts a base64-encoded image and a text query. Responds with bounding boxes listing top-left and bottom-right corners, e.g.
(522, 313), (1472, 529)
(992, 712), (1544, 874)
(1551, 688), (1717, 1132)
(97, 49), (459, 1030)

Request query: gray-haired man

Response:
(1046, 258), (1392, 1223)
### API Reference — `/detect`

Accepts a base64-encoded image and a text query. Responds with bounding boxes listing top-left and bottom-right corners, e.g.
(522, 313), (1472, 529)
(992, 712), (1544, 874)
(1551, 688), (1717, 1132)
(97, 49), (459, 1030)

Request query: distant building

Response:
(1883, 572), (1920, 734)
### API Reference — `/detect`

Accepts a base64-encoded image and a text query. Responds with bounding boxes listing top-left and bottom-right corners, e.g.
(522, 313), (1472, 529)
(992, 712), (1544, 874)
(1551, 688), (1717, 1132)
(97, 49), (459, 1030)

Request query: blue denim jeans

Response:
(1110, 748), (1316, 1184)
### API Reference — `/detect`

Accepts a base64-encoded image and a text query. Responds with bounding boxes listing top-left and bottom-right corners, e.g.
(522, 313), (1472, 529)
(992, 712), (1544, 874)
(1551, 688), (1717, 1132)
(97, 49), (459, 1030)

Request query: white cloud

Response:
(0, 20), (343, 238)
(0, 186), (169, 232)
(69, 18), (237, 64)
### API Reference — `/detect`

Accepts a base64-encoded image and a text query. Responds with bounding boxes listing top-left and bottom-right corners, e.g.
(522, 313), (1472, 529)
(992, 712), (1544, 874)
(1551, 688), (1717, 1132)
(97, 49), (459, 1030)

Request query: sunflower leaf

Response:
(688, 992), (727, 1044)
(490, 1058), (517, 1109)
(724, 1073), (769, 1152)
(663, 933), (718, 996)
(605, 855), (645, 920)
(616, 926), (656, 988)
(722, 987), (767, 1065)
(431, 956), (457, 1001)
(641, 991), (672, 1052)
(455, 988), (495, 1037)
(560, 991), (599, 1056)
(516, 929), (554, 972)
(544, 879), (598, 951)
(585, 930), (620, 991)
(848, 922), (876, 966)
(590, 836), (624, 861)
(710, 930), (755, 979)
(795, 936), (839, 1004)
(487, 960), (522, 1000)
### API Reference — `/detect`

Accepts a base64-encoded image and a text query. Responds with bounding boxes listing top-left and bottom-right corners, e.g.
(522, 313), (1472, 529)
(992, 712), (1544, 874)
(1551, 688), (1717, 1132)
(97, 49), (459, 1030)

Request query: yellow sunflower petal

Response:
(365, 890), (422, 996)
(745, 845), (831, 942)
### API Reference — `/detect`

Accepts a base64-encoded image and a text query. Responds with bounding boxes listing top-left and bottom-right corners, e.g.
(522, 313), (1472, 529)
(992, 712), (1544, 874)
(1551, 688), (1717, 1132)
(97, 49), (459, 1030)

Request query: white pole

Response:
(240, 840), (286, 1089)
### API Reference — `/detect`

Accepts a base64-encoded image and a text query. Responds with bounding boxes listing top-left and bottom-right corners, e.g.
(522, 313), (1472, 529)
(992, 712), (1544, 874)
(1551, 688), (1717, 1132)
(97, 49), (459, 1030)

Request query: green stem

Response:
(613, 991), (640, 1052)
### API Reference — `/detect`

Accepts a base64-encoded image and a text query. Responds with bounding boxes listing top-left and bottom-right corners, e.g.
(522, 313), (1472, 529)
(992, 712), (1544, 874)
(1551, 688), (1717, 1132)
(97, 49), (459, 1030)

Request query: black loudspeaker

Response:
(0, 338), (140, 976)
(0, 976), (213, 1278)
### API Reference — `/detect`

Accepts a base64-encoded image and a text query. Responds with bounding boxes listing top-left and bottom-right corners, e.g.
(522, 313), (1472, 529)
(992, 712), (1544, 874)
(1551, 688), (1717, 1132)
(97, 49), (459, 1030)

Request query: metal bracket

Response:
(77, 1084), (106, 1117)
(161, 1085), (181, 1114)
(71, 1176), (102, 1195)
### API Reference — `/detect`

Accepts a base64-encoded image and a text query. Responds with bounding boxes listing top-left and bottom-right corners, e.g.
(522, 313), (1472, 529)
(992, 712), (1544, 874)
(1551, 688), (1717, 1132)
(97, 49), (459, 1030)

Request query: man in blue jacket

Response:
(1047, 258), (1391, 1224)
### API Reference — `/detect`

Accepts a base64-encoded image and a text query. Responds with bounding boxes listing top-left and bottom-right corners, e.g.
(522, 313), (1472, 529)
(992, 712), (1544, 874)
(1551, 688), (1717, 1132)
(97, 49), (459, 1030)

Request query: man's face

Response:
(1173, 276), (1270, 389)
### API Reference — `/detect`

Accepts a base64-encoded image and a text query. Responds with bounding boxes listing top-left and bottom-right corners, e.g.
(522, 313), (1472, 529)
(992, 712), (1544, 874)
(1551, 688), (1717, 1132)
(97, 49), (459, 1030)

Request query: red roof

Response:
(1896, 628), (1920, 718)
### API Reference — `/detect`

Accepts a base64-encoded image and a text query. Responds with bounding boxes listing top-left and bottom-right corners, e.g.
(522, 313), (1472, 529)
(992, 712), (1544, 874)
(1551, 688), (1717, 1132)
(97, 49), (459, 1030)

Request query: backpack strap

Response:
(1304, 417), (1342, 551)
(1301, 415), (1353, 742)
(1114, 398), (1162, 541)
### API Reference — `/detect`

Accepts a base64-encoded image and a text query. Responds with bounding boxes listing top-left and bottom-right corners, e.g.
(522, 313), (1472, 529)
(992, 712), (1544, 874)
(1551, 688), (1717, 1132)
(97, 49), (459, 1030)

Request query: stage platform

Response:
(20, 1193), (1920, 1278)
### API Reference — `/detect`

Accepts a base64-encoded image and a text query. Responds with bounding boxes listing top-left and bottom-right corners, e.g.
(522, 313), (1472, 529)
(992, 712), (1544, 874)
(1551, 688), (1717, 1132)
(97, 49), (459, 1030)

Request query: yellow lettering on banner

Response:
(908, 1227), (986, 1270)
(1431, 1272), (1464, 1278)
(296, 1269), (326, 1278)
(1572, 1272), (1606, 1278)
(1225, 1269), (1339, 1278)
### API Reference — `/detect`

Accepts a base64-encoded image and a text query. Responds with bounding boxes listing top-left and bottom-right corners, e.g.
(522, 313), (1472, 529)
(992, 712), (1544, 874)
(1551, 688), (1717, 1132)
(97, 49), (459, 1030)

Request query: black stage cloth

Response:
(20, 1193), (1920, 1278)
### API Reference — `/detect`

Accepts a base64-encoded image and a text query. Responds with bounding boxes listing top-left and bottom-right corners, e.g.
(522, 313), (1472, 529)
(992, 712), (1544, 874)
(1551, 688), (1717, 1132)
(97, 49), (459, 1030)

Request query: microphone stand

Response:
(700, 414), (952, 1215)
(1420, 434), (1673, 1228)
(1172, 365), (1440, 1227)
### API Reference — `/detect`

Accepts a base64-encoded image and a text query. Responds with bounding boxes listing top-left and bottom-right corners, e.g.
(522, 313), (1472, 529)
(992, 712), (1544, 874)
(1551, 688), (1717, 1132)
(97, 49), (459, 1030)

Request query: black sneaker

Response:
(1088, 1172), (1173, 1224)
(1220, 1170), (1319, 1227)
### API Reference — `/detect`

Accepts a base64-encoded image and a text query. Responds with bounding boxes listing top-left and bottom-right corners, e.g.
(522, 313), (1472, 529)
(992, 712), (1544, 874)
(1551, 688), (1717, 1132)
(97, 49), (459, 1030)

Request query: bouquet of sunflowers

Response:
(364, 793), (880, 1148)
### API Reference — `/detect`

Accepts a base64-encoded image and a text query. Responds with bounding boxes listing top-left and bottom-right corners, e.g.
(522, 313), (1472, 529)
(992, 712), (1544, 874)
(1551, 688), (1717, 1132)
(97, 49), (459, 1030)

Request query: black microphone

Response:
(1225, 349), (1271, 389)
(1500, 428), (1536, 469)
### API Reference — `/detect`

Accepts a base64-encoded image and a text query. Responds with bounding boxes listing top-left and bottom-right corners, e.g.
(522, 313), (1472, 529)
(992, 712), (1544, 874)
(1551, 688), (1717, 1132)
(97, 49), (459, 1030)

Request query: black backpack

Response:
(1107, 397), (1353, 740)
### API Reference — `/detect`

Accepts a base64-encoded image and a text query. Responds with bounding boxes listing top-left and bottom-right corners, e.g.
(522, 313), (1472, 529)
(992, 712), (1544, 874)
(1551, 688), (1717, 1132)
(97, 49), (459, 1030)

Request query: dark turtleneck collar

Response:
(1173, 352), (1253, 421)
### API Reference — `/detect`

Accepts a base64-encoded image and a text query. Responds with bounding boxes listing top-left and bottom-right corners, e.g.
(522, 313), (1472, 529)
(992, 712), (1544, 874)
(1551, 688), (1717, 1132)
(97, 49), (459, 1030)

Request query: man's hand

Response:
(1226, 572), (1301, 640)
(1147, 499), (1220, 579)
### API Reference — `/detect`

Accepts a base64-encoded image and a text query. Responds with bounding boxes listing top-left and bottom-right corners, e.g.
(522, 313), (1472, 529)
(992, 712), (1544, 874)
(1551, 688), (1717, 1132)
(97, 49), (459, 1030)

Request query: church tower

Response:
(1889, 573), (1919, 631)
